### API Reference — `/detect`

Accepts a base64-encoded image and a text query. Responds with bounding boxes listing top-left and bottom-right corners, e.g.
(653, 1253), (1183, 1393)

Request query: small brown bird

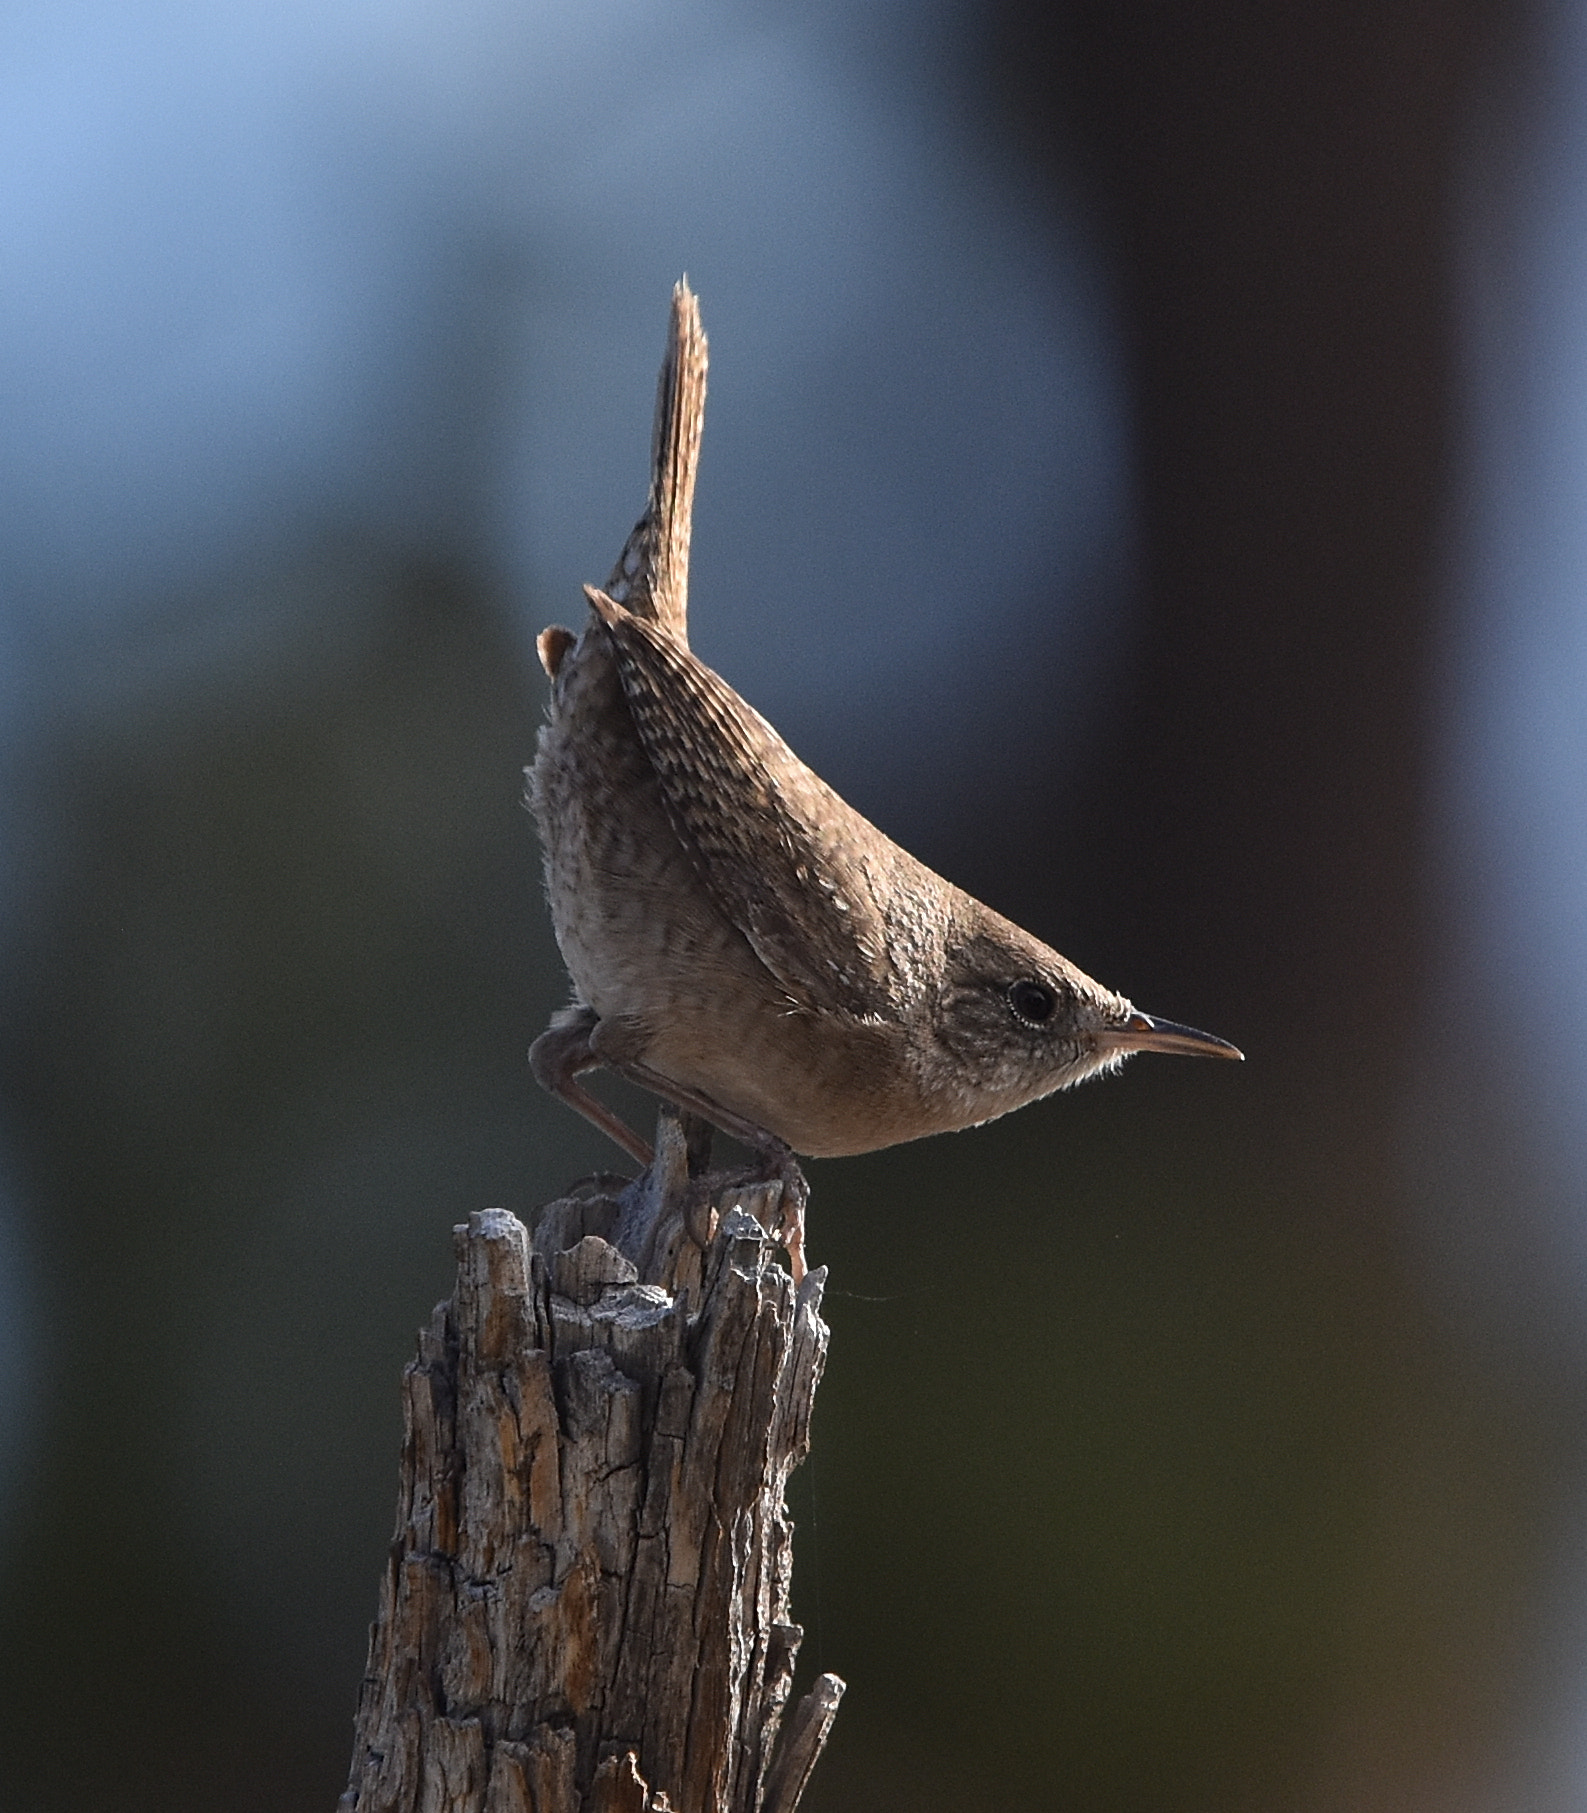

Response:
(529, 283), (1239, 1264)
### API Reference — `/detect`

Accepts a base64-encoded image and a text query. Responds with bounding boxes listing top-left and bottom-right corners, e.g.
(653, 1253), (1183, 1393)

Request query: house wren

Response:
(529, 283), (1239, 1263)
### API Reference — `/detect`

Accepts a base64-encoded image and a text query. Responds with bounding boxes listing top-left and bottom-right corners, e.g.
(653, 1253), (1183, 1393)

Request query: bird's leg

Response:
(529, 1007), (655, 1167)
(534, 1012), (809, 1279)
(606, 1054), (810, 1283)
(768, 1149), (810, 1286)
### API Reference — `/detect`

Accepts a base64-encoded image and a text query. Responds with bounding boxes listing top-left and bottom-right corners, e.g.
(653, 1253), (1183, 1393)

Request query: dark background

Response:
(1, 1), (1581, 1807)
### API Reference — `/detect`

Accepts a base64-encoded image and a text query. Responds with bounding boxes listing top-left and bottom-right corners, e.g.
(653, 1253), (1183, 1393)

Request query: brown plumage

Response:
(528, 283), (1239, 1243)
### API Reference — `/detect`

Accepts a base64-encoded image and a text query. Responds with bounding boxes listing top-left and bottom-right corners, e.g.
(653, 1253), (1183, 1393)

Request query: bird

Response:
(528, 281), (1239, 1273)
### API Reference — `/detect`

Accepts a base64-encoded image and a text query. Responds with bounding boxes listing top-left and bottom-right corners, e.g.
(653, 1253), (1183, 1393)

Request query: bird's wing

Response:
(586, 587), (896, 1019)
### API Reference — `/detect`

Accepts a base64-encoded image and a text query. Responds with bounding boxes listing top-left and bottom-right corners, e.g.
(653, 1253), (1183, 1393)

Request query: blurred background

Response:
(2, 0), (1586, 1806)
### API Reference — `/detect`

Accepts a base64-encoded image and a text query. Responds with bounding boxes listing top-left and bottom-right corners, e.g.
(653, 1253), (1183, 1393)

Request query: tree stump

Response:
(340, 1114), (843, 1813)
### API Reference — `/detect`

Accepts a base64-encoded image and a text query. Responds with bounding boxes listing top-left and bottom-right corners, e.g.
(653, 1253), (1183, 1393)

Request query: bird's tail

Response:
(603, 279), (707, 646)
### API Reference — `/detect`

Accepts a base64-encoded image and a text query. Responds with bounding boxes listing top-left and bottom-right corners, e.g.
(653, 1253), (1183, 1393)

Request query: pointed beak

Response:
(1098, 1011), (1244, 1061)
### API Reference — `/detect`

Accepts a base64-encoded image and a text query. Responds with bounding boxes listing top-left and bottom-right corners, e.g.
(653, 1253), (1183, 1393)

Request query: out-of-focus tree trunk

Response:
(987, 0), (1512, 1126)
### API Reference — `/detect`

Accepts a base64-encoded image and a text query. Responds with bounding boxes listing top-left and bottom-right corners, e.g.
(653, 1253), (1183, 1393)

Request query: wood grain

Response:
(341, 1126), (841, 1813)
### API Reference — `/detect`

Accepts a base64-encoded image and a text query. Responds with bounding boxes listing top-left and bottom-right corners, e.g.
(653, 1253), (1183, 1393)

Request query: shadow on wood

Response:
(341, 1113), (842, 1813)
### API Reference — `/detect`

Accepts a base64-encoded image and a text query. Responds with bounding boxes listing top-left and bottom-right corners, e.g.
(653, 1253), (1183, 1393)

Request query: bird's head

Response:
(925, 904), (1241, 1129)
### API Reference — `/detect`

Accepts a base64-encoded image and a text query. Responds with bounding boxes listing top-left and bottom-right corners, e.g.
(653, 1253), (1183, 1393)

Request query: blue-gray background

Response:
(4, 1), (1587, 1807)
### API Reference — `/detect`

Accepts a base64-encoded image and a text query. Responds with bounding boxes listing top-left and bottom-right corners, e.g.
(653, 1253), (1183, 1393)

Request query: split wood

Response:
(341, 1118), (842, 1813)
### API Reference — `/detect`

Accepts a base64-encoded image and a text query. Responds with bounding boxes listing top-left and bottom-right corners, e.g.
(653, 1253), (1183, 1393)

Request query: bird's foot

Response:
(537, 1039), (813, 1284)
(709, 1134), (808, 1284)
(748, 1138), (809, 1285)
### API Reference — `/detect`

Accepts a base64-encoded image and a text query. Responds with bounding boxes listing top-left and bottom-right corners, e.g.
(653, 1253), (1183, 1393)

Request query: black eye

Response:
(1009, 980), (1057, 1025)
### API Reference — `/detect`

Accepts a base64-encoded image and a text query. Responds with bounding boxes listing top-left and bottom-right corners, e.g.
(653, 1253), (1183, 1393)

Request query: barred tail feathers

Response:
(603, 279), (707, 645)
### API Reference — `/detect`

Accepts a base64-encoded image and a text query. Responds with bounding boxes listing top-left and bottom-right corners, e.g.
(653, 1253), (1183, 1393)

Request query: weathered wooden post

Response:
(340, 1113), (843, 1813)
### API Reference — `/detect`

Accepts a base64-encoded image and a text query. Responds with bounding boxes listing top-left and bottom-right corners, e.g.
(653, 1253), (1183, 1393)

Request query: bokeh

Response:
(2, 1), (1584, 1808)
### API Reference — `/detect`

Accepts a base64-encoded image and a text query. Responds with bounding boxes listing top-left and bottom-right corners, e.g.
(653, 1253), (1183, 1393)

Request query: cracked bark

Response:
(340, 1114), (843, 1813)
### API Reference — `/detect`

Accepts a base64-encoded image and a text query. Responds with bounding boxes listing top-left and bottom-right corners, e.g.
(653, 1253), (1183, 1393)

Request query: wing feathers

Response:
(584, 586), (895, 1019)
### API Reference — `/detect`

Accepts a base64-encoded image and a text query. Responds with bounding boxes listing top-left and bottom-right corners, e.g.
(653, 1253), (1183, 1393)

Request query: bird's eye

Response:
(1008, 979), (1057, 1024)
